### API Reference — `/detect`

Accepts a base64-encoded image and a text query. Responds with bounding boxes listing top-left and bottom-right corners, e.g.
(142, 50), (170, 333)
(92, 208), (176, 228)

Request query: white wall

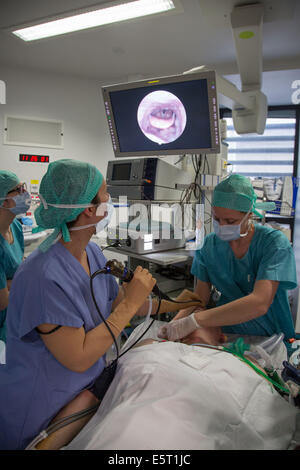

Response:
(0, 65), (114, 188)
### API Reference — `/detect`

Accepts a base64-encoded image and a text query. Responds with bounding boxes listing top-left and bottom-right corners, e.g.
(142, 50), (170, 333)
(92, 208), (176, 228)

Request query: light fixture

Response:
(12, 0), (175, 42)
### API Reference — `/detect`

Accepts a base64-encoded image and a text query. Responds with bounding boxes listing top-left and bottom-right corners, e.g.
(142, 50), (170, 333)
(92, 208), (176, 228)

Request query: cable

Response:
(90, 263), (173, 359)
(44, 404), (99, 434)
(174, 154), (186, 165)
(179, 154), (213, 208)
(119, 289), (162, 358)
(25, 402), (100, 449)
(91, 261), (198, 356)
(146, 294), (153, 322)
(101, 241), (122, 252)
(92, 258), (191, 355)
(155, 265), (192, 281)
(204, 155), (210, 174)
(90, 270), (120, 360)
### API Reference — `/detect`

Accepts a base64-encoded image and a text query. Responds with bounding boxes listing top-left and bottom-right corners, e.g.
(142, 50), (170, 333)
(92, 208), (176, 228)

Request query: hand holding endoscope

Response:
(102, 259), (171, 300)
(119, 265), (156, 310)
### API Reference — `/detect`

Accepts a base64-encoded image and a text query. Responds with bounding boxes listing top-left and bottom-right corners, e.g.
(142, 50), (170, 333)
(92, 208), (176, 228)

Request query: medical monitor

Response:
(102, 70), (220, 157)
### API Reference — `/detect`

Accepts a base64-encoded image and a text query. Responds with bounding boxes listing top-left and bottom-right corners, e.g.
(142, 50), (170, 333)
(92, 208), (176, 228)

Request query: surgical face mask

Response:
(213, 210), (251, 241)
(69, 196), (114, 234)
(95, 197), (114, 233)
(1, 190), (31, 215)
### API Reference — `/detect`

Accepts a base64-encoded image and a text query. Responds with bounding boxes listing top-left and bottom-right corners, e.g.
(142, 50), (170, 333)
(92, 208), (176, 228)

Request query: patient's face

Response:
(133, 327), (225, 349)
(181, 327), (225, 346)
(132, 329), (266, 375)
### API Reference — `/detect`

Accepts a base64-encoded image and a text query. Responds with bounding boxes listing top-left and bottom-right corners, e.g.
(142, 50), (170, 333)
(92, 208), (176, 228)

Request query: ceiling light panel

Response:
(12, 0), (176, 41)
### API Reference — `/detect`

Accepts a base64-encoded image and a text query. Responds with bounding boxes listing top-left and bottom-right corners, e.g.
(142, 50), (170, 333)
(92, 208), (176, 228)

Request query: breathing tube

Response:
(190, 338), (290, 395)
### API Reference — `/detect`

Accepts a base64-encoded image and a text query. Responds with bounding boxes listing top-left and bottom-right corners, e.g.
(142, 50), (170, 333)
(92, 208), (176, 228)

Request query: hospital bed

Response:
(29, 320), (300, 451)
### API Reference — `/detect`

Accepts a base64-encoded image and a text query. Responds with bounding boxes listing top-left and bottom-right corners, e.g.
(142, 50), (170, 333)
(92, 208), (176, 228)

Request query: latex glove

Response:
(157, 313), (200, 342)
(122, 266), (156, 312)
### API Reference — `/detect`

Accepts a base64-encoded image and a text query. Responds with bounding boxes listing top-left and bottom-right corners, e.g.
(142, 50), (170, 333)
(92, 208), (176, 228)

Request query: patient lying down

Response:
(37, 323), (299, 451)
(35, 326), (224, 450)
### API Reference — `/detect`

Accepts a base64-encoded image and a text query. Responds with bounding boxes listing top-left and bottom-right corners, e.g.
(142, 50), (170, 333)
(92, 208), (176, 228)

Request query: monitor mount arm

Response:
(184, 4), (267, 135)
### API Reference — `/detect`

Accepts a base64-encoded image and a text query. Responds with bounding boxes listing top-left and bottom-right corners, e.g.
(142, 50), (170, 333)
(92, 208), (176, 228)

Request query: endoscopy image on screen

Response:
(137, 90), (187, 145)
(108, 78), (212, 153)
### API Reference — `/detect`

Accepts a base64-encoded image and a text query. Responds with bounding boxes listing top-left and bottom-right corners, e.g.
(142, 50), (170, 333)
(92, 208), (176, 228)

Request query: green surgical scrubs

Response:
(191, 224), (298, 350)
(0, 218), (24, 342)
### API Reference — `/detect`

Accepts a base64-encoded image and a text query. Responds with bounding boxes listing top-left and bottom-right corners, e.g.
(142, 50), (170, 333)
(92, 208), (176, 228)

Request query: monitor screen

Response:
(112, 162), (131, 180)
(102, 70), (220, 158)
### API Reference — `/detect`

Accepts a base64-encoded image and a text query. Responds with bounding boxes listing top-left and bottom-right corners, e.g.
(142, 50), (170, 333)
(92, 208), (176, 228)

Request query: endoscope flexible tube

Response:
(146, 295), (153, 322)
(90, 269), (120, 359)
(119, 291), (161, 358)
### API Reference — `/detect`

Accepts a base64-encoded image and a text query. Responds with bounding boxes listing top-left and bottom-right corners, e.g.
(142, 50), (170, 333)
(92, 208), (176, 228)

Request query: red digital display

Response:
(19, 154), (50, 163)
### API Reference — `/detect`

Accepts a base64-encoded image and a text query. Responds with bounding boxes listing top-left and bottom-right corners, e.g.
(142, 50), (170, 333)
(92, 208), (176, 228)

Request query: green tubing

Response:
(222, 344), (290, 394)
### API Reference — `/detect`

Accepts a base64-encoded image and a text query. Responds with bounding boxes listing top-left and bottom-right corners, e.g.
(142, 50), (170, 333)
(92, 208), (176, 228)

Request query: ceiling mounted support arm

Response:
(231, 3), (264, 92)
(184, 4), (268, 135)
(184, 65), (267, 135)
(230, 3), (267, 134)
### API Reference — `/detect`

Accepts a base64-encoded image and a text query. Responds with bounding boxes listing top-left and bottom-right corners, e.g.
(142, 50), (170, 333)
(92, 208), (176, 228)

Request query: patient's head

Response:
(181, 327), (225, 346)
(133, 327), (225, 349)
(130, 327), (267, 375)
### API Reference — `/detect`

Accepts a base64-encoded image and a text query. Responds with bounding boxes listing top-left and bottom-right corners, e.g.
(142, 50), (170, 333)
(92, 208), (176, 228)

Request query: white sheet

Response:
(66, 323), (299, 450)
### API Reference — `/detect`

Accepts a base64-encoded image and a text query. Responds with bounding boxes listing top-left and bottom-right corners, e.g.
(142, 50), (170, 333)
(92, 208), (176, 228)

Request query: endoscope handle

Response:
(121, 267), (161, 297)
(104, 259), (161, 297)
(122, 270), (161, 297)
(104, 259), (133, 281)
(103, 260), (203, 303)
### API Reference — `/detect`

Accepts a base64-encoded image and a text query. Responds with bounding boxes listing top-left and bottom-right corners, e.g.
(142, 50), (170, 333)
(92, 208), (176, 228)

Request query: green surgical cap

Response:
(212, 174), (276, 218)
(34, 159), (103, 251)
(0, 170), (20, 200)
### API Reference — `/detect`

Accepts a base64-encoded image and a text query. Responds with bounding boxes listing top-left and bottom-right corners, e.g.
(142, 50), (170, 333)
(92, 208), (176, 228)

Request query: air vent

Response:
(4, 115), (64, 148)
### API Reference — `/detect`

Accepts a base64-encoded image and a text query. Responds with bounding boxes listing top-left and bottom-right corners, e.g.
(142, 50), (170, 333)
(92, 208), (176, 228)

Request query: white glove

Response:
(157, 313), (200, 342)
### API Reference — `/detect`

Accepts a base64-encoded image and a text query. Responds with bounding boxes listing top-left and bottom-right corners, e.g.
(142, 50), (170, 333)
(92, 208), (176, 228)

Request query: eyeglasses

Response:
(7, 183), (27, 195)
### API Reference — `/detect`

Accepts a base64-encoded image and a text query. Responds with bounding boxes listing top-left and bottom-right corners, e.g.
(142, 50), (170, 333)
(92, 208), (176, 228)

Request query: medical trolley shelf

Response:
(104, 246), (194, 267)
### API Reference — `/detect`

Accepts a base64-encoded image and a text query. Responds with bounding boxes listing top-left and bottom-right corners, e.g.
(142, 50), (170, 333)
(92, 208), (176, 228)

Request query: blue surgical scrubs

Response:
(0, 218), (24, 342)
(0, 241), (118, 450)
(191, 224), (298, 345)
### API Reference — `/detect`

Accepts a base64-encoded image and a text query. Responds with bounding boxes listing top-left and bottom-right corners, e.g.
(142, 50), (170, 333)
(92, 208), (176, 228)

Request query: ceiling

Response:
(0, 0), (299, 105)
